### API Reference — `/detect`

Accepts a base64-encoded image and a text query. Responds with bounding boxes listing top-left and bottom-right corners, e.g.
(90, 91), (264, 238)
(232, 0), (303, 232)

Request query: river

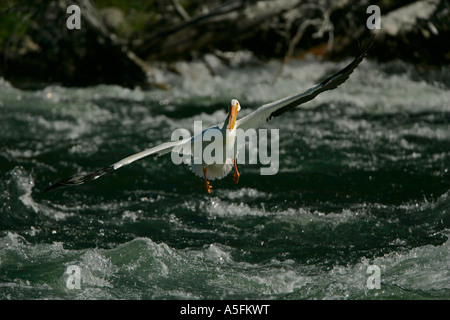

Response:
(0, 52), (449, 299)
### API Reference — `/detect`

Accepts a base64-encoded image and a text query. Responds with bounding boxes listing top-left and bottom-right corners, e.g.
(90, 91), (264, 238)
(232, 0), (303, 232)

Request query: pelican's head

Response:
(227, 99), (241, 130)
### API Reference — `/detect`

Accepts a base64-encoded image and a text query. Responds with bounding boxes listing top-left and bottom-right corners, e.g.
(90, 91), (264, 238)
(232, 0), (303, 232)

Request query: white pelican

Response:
(45, 42), (372, 193)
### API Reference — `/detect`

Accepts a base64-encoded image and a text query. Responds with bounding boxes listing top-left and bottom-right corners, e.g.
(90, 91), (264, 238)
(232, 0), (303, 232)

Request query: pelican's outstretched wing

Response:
(236, 40), (373, 132)
(44, 137), (192, 192)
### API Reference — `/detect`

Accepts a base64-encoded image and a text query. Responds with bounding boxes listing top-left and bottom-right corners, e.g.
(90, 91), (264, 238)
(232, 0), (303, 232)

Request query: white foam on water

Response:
(313, 231), (450, 299)
(1, 56), (449, 300)
(0, 228), (448, 299)
(372, 231), (450, 292)
(6, 167), (75, 221)
(65, 250), (117, 291)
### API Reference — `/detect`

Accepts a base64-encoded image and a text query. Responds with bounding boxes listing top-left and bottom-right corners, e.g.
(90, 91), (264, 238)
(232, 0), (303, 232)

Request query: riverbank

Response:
(1, 0), (449, 89)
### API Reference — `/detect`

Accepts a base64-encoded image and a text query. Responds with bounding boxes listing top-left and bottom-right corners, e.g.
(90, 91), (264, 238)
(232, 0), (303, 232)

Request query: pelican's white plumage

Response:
(45, 40), (372, 193)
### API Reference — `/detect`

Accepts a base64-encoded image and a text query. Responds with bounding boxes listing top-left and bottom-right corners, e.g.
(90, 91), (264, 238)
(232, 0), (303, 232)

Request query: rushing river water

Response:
(0, 52), (449, 299)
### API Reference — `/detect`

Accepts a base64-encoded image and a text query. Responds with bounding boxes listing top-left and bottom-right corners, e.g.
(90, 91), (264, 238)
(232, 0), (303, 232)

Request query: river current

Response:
(0, 52), (449, 299)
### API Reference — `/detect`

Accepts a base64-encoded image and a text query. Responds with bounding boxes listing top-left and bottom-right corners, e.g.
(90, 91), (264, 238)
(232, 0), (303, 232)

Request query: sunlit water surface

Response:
(0, 52), (449, 299)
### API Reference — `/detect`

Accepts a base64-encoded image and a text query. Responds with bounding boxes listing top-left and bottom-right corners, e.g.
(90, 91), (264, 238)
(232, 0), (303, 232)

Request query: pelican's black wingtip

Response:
(43, 177), (81, 193)
(43, 165), (115, 193)
(357, 34), (376, 57)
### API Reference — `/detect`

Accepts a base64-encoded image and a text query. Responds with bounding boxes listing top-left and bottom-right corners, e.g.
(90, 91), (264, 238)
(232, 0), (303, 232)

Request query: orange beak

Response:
(227, 102), (239, 130)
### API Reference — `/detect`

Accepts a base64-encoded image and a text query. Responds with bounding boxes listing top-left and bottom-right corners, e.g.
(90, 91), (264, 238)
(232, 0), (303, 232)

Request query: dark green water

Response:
(0, 55), (449, 299)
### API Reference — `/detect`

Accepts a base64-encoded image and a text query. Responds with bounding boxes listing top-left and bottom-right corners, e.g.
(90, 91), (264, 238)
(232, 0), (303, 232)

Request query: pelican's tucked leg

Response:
(203, 167), (212, 193)
(233, 159), (240, 184)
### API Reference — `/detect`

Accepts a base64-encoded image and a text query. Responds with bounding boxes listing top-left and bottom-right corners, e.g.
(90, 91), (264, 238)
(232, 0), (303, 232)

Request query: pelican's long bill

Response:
(227, 99), (240, 130)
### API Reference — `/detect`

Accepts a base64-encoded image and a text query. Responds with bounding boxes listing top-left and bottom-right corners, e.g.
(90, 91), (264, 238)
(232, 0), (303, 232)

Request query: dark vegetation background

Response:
(0, 0), (449, 89)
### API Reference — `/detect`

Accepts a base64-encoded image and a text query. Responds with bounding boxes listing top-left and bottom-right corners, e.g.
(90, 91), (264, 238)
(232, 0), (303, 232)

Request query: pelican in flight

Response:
(45, 42), (372, 194)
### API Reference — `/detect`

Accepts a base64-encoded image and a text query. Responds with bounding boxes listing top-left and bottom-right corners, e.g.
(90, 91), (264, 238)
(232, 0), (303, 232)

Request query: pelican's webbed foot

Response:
(203, 167), (212, 193)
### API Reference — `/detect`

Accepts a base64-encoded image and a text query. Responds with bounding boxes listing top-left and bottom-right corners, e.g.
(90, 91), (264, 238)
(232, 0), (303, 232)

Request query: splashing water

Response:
(0, 54), (449, 299)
